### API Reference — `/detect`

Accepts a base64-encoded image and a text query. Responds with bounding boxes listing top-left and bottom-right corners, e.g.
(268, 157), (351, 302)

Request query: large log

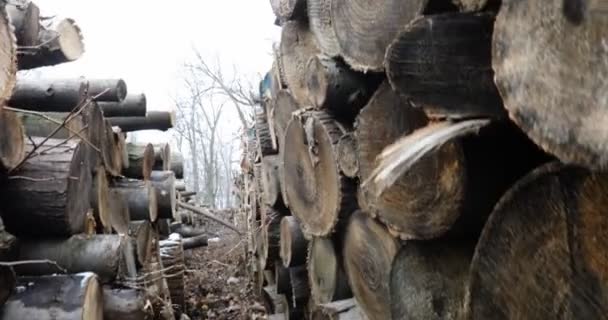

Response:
(1, 273), (103, 320)
(280, 216), (308, 267)
(99, 93), (147, 117)
(261, 155), (283, 207)
(343, 211), (400, 320)
(90, 167), (111, 232)
(160, 234), (185, 311)
(283, 110), (356, 236)
(492, 0), (608, 168)
(122, 143), (155, 179)
(111, 178), (158, 222)
(311, 299), (366, 320)
(5, 1), (40, 47)
(149, 170), (177, 220)
(9, 77), (88, 112)
(280, 20), (320, 107)
(105, 188), (131, 235)
(465, 163), (608, 319)
(390, 241), (474, 320)
(308, 237), (352, 305)
(0, 5), (16, 103)
(103, 286), (152, 320)
(182, 234), (208, 250)
(307, 0), (340, 57)
(0, 140), (92, 237)
(16, 234), (138, 283)
(386, 13), (504, 119)
(0, 107), (25, 172)
(108, 111), (175, 132)
(270, 0), (307, 22)
(330, 0), (426, 71)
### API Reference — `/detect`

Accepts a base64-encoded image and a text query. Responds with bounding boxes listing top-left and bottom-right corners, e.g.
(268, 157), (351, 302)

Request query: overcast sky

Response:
(31, 0), (281, 143)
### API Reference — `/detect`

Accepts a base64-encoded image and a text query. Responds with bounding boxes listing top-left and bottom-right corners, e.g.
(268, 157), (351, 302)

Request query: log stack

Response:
(240, 0), (608, 319)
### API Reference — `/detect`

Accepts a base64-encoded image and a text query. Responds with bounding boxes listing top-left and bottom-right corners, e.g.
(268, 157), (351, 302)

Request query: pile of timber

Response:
(240, 0), (608, 319)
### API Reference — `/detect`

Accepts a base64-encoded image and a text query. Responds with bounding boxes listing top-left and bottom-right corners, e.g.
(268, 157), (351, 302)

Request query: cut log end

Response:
(336, 133), (358, 178)
(280, 216), (308, 267)
(108, 111), (175, 132)
(0, 107), (24, 171)
(55, 18), (85, 61)
(308, 237), (352, 305)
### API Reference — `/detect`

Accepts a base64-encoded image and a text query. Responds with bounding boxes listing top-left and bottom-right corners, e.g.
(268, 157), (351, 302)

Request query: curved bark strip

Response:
(280, 216), (308, 267)
(0, 6), (17, 102)
(343, 211), (400, 320)
(308, 237), (352, 305)
(493, 0), (608, 168)
(283, 111), (356, 236)
(0, 107), (24, 171)
(330, 0), (426, 71)
(465, 163), (608, 319)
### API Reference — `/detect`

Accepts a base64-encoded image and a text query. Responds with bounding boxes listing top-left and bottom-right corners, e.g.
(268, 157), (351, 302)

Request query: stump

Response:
(386, 12), (505, 119)
(103, 286), (152, 320)
(1, 273), (103, 320)
(307, 0), (341, 57)
(343, 211), (400, 320)
(390, 241), (474, 320)
(492, 0), (608, 168)
(123, 143), (155, 180)
(465, 163), (608, 319)
(283, 111), (356, 236)
(280, 216), (308, 267)
(0, 5), (17, 102)
(261, 155), (283, 207)
(99, 93), (147, 117)
(111, 178), (158, 222)
(0, 140), (92, 237)
(160, 234), (186, 311)
(308, 237), (352, 305)
(0, 107), (24, 172)
(149, 170), (177, 220)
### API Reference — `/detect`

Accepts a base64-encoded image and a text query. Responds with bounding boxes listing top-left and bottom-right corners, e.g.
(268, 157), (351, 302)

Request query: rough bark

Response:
(169, 223), (207, 238)
(343, 211), (400, 320)
(0, 139), (92, 237)
(465, 163), (608, 319)
(0, 5), (17, 102)
(386, 13), (504, 119)
(111, 178), (158, 222)
(149, 170), (177, 220)
(15, 234), (137, 283)
(270, 0), (307, 22)
(311, 299), (366, 320)
(122, 143), (155, 180)
(105, 188), (131, 235)
(0, 107), (25, 171)
(108, 111), (175, 132)
(9, 77), (88, 112)
(283, 110), (356, 236)
(103, 286), (151, 320)
(160, 234), (185, 310)
(1, 273), (103, 320)
(182, 234), (209, 250)
(261, 155), (283, 207)
(493, 0), (608, 168)
(280, 216), (308, 267)
(309, 237), (352, 305)
(99, 93), (147, 117)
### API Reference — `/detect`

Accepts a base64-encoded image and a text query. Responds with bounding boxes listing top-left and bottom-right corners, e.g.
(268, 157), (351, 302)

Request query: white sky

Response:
(31, 0), (281, 143)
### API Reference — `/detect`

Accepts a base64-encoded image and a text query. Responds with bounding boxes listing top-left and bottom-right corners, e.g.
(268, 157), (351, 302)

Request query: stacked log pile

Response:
(241, 0), (608, 319)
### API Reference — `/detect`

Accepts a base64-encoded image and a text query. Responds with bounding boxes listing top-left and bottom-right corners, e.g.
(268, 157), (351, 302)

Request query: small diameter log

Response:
(275, 263), (292, 296)
(123, 143), (155, 180)
(16, 234), (138, 283)
(386, 13), (504, 119)
(330, 0), (426, 71)
(280, 20), (320, 107)
(99, 93), (147, 117)
(157, 219), (171, 239)
(280, 216), (308, 267)
(175, 179), (186, 192)
(108, 111), (175, 132)
(336, 133), (358, 178)
(465, 163), (608, 319)
(289, 265), (310, 308)
(160, 234), (186, 310)
(493, 0), (608, 168)
(273, 90), (300, 149)
(9, 77), (88, 112)
(182, 234), (209, 250)
(312, 299), (366, 320)
(169, 223), (207, 238)
(0, 140), (92, 237)
(256, 105), (277, 156)
(309, 237), (352, 305)
(6, 2), (40, 46)
(103, 286), (152, 320)
(111, 178), (158, 222)
(390, 241), (474, 320)
(261, 155), (283, 207)
(307, 0), (341, 57)
(0, 5), (17, 102)
(283, 111), (356, 236)
(270, 0), (307, 22)
(150, 170), (177, 220)
(88, 78), (127, 102)
(343, 211), (400, 320)
(169, 151), (184, 179)
(0, 107), (25, 171)
(1, 273), (103, 320)
(152, 143), (172, 171)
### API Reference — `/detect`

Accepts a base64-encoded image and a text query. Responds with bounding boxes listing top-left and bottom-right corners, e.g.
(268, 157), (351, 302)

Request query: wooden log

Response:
(115, 131), (129, 171)
(88, 78), (127, 102)
(260, 206), (282, 270)
(149, 170), (177, 220)
(270, 0), (307, 22)
(464, 163), (608, 319)
(453, 0), (495, 12)
(390, 241), (474, 320)
(261, 155), (283, 207)
(160, 234), (185, 311)
(330, 0), (426, 71)
(0, 5), (17, 103)
(289, 265), (310, 308)
(111, 178), (158, 222)
(492, 0), (608, 168)
(178, 202), (242, 235)
(108, 111), (175, 132)
(103, 286), (151, 320)
(280, 20), (320, 107)
(168, 151), (184, 179)
(122, 143), (155, 180)
(275, 263), (292, 296)
(129, 221), (158, 268)
(280, 216), (308, 267)
(105, 188), (131, 235)
(90, 167), (111, 232)
(100, 119), (122, 176)
(5, 1), (40, 47)
(0, 140), (92, 237)
(386, 13), (504, 119)
(1, 273), (103, 320)
(151, 143), (171, 172)
(99, 93), (147, 117)
(0, 266), (15, 307)
(142, 258), (174, 320)
(17, 18), (85, 70)
(305, 54), (379, 120)
(283, 110), (356, 236)
(343, 211), (400, 320)
(175, 179), (186, 192)
(83, 102), (106, 168)
(18, 111), (85, 140)
(307, 0), (340, 57)
(169, 223), (207, 238)
(336, 133), (358, 178)
(263, 285), (289, 314)
(309, 237), (352, 305)
(311, 299), (366, 320)
(182, 234), (208, 250)
(9, 77), (88, 112)
(0, 107), (25, 172)
(256, 105), (277, 156)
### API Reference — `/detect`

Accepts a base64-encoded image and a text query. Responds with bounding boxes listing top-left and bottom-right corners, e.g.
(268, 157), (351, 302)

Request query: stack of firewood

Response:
(243, 0), (608, 319)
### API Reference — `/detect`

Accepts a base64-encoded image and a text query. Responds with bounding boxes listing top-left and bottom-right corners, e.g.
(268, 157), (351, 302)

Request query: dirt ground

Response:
(183, 226), (266, 320)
